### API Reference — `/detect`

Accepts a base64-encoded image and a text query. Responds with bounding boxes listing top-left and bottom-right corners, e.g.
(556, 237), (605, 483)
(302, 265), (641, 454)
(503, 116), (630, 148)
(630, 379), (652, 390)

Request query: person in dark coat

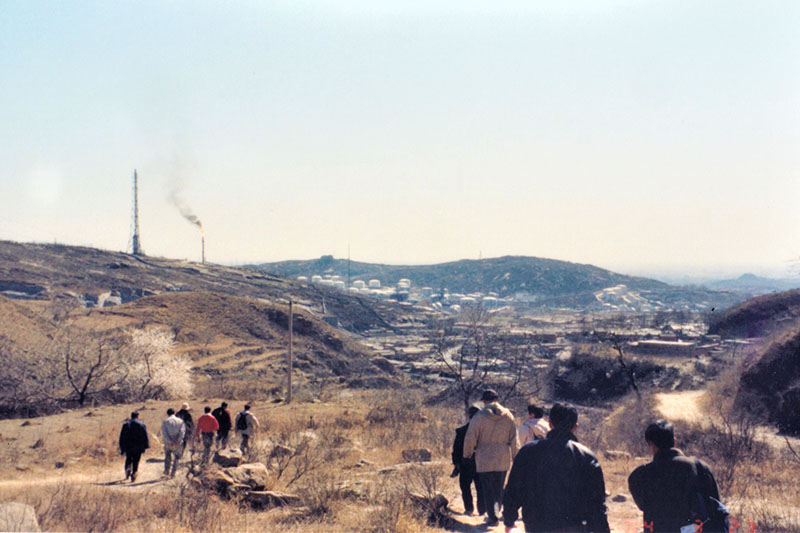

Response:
(628, 419), (726, 533)
(118, 411), (149, 483)
(211, 401), (232, 449)
(502, 403), (610, 533)
(176, 402), (194, 450)
(452, 405), (485, 516)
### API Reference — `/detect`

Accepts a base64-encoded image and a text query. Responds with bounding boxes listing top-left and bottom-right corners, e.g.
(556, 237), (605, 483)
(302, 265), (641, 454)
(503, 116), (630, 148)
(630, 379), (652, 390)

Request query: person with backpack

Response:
(234, 404), (260, 453)
(118, 411), (149, 483)
(211, 401), (232, 449)
(628, 420), (729, 533)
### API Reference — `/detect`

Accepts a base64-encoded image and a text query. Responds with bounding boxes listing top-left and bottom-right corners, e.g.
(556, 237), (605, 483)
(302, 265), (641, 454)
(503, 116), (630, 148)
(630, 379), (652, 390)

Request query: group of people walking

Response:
(118, 401), (260, 481)
(452, 390), (727, 532)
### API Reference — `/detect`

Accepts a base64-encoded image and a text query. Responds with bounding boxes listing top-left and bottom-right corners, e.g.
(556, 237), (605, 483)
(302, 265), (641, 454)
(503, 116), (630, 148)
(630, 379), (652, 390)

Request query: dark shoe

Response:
(485, 516), (499, 526)
(130, 473), (136, 483)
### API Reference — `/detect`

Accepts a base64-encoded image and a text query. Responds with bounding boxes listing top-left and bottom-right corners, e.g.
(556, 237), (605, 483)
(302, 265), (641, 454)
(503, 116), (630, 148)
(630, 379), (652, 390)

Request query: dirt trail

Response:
(0, 453), (177, 493)
(655, 390), (706, 423)
(655, 390), (800, 453)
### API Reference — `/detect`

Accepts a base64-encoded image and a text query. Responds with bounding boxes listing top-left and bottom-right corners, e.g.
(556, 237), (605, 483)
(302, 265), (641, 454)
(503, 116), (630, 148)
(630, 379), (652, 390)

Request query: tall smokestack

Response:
(201, 234), (205, 264)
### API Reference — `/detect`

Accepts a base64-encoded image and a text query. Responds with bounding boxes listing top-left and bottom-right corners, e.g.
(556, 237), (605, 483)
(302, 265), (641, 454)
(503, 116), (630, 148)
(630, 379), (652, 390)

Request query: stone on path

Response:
(0, 503), (40, 532)
(244, 490), (300, 509)
(213, 448), (243, 468)
(402, 448), (431, 462)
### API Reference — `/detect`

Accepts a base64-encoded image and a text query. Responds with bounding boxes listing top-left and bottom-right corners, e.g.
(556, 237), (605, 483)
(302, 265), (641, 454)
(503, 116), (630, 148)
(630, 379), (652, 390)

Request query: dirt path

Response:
(0, 452), (185, 493)
(655, 390), (706, 423)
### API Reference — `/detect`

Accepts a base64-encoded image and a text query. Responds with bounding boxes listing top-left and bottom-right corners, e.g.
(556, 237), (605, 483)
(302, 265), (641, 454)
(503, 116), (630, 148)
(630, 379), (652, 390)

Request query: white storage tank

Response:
(397, 278), (411, 289)
(334, 280), (346, 290)
(311, 275), (323, 283)
(297, 276), (308, 282)
(368, 279), (381, 288)
(353, 280), (366, 289)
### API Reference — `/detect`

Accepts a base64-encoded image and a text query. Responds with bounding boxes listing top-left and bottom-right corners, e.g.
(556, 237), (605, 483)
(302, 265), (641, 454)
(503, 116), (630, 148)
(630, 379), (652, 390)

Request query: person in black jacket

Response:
(118, 411), (149, 483)
(628, 420), (727, 533)
(176, 403), (194, 450)
(211, 402), (232, 449)
(452, 405), (485, 515)
(502, 403), (610, 533)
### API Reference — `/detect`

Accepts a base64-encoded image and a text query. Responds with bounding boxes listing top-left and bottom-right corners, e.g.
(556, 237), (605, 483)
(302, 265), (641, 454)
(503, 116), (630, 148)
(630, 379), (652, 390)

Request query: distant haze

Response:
(1, 2), (798, 276)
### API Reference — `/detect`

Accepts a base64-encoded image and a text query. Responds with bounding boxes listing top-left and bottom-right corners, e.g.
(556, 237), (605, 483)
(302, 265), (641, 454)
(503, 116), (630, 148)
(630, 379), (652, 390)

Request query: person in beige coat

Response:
(463, 389), (519, 526)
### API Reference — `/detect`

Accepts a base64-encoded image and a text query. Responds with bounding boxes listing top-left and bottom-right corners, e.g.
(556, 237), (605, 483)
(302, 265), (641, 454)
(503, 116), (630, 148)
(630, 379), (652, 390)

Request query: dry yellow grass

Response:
(1, 385), (798, 532)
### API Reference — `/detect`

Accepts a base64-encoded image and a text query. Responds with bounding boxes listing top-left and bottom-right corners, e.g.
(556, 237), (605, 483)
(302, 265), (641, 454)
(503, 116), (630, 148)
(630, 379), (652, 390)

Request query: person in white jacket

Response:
(161, 408), (186, 478)
(517, 404), (551, 447)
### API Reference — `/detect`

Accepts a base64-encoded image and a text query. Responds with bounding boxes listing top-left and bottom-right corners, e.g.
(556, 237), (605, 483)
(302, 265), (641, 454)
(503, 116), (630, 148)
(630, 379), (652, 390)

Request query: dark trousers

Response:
(201, 433), (214, 464)
(216, 429), (229, 448)
(459, 461), (485, 514)
(124, 451), (142, 478)
(479, 470), (506, 520)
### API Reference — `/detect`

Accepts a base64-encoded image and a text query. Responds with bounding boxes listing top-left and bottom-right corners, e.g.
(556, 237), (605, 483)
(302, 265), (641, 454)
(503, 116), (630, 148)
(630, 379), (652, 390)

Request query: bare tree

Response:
(431, 304), (542, 412)
(63, 335), (128, 406)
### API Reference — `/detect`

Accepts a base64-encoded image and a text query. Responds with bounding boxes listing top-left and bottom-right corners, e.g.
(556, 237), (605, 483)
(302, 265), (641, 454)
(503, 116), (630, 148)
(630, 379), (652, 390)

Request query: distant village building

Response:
(627, 340), (696, 357)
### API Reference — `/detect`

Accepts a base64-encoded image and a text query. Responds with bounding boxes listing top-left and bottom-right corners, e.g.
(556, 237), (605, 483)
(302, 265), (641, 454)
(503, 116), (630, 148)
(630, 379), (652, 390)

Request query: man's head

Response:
(181, 402), (191, 411)
(527, 404), (544, 419)
(549, 403), (578, 431)
(221, 401), (228, 408)
(468, 405), (480, 419)
(130, 411), (139, 419)
(480, 389), (499, 403)
(644, 419), (675, 451)
(167, 408), (175, 416)
(244, 404), (251, 411)
(204, 406), (211, 414)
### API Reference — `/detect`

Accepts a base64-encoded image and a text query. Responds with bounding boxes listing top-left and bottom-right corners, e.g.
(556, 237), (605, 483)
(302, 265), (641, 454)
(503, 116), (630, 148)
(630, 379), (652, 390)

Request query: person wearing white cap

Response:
(175, 402), (194, 451)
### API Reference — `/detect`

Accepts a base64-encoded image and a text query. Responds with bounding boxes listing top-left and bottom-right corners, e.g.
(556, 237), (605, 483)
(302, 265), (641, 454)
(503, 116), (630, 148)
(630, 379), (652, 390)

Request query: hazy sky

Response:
(1, 1), (798, 277)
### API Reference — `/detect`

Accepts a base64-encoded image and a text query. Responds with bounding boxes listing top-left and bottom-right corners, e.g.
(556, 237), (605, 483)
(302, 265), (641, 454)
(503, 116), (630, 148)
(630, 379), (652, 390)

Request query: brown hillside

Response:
(0, 240), (417, 333)
(78, 292), (402, 395)
(735, 324), (800, 434)
(0, 296), (55, 350)
(708, 289), (800, 338)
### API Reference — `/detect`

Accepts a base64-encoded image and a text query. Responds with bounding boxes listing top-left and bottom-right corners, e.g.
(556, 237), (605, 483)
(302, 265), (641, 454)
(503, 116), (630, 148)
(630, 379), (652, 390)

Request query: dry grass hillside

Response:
(1, 291), (405, 415)
(0, 240), (420, 333)
(1, 385), (799, 532)
(89, 292), (404, 397)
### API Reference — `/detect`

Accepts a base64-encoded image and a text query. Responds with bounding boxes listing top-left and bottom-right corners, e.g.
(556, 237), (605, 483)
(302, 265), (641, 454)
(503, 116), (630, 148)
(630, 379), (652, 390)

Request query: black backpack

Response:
(236, 411), (249, 431)
(693, 461), (730, 533)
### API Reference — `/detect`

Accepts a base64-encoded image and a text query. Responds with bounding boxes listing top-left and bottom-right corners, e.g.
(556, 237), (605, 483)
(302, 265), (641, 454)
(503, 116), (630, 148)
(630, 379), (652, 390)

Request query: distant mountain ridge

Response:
(253, 255), (745, 311)
(254, 255), (667, 297)
(705, 273), (800, 294)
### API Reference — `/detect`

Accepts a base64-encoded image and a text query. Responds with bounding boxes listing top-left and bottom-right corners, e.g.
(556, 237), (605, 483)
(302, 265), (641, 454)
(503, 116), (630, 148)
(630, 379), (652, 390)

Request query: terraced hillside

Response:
(1, 290), (405, 416)
(87, 292), (403, 395)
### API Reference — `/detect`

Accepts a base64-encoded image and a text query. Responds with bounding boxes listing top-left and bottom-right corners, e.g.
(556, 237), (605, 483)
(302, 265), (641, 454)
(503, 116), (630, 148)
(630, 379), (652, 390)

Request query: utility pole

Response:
(287, 300), (293, 403)
(347, 244), (351, 289)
